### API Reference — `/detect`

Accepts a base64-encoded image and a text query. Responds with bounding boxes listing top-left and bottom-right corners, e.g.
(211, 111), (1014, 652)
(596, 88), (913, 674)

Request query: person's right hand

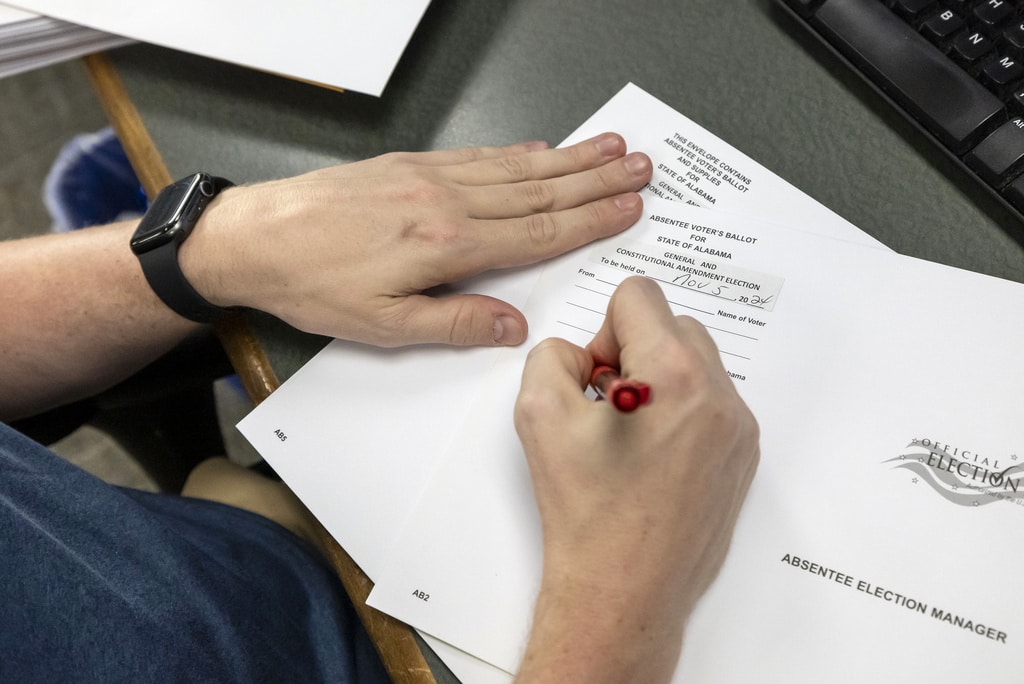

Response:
(182, 133), (652, 347)
(513, 276), (760, 683)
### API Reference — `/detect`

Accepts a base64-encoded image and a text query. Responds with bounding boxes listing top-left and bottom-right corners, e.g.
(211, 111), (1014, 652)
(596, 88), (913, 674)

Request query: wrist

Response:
(177, 184), (247, 310)
(131, 173), (237, 322)
(179, 178), (310, 316)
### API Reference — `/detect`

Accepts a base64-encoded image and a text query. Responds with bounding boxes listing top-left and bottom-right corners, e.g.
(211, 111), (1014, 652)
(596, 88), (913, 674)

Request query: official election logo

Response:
(884, 438), (1024, 508)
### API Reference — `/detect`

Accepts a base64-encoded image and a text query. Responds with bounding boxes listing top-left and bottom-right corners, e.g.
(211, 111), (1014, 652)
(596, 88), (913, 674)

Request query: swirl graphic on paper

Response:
(884, 439), (1024, 508)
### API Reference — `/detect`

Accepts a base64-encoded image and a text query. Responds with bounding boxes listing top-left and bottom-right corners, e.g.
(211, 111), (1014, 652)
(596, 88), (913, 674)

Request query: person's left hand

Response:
(182, 133), (652, 347)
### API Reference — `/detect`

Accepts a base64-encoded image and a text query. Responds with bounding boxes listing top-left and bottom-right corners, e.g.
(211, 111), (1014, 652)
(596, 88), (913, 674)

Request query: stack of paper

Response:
(5, 0), (432, 95)
(0, 4), (132, 79)
(239, 85), (1024, 682)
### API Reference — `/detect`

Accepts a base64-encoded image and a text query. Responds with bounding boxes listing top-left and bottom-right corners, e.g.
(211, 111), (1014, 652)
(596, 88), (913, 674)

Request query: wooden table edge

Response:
(81, 51), (438, 684)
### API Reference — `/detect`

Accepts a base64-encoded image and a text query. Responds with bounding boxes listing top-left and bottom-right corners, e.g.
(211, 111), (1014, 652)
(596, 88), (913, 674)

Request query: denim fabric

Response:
(0, 423), (389, 683)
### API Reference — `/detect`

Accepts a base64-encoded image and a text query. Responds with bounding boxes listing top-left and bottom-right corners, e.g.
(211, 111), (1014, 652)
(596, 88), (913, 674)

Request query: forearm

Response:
(0, 221), (198, 421)
(517, 574), (684, 684)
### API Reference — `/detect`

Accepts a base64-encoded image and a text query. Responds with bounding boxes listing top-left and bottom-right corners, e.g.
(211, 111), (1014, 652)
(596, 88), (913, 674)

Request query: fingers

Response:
(442, 136), (651, 273)
(521, 338), (592, 400)
(437, 133), (651, 220)
(465, 151), (652, 220)
(451, 133), (651, 220)
(372, 293), (530, 347)
(515, 337), (593, 440)
(451, 192), (645, 275)
(446, 133), (625, 184)
(390, 140), (552, 168)
(587, 277), (725, 375)
(300, 140), (552, 182)
(388, 132), (625, 183)
(302, 134), (652, 292)
(587, 276), (677, 363)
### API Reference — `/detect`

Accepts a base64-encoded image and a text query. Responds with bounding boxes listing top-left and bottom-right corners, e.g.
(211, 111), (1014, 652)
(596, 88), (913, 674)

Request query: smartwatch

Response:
(130, 172), (234, 323)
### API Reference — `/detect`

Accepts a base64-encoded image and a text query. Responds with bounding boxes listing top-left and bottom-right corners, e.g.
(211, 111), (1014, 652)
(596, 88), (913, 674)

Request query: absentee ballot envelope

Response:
(237, 83), (883, 683)
(366, 197), (1024, 682)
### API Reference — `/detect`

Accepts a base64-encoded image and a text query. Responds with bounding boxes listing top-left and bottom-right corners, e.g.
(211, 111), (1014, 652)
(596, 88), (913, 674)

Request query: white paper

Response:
(367, 197), (1024, 681)
(6, 0), (430, 95)
(236, 84), (884, 679)
(421, 634), (512, 684)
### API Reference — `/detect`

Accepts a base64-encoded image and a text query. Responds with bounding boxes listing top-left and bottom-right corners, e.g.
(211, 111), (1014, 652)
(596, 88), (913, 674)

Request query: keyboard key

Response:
(979, 55), (1024, 97)
(965, 117), (1024, 186)
(950, 30), (996, 67)
(1003, 21), (1024, 60)
(972, 0), (1016, 35)
(892, 0), (935, 21)
(920, 9), (964, 45)
(812, 0), (1005, 153)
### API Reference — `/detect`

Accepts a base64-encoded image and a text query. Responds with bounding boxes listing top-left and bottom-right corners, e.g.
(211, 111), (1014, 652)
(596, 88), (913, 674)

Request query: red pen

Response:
(589, 365), (652, 413)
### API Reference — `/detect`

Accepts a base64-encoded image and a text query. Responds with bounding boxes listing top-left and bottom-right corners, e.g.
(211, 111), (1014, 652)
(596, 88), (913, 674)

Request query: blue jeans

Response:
(0, 423), (389, 683)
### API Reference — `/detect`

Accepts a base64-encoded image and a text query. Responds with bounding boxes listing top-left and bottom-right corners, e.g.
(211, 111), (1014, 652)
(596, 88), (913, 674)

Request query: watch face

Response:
(130, 174), (209, 253)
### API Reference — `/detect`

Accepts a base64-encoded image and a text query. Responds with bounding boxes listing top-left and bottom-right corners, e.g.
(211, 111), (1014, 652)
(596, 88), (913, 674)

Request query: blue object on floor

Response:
(44, 126), (148, 231)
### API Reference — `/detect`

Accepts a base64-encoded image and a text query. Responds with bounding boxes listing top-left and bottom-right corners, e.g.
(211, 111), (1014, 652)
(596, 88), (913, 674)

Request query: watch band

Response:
(136, 239), (228, 323)
(132, 173), (234, 324)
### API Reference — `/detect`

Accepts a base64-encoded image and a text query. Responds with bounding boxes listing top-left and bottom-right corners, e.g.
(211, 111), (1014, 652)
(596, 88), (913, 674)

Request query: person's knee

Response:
(182, 458), (324, 554)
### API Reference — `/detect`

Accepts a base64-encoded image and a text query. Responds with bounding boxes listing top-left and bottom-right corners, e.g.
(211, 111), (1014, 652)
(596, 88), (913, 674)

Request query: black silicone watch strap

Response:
(135, 174), (234, 324)
(137, 245), (228, 323)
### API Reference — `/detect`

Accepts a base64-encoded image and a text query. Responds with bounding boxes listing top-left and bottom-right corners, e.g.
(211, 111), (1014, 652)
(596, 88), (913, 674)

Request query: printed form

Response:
(237, 83), (869, 581)
(367, 197), (1024, 682)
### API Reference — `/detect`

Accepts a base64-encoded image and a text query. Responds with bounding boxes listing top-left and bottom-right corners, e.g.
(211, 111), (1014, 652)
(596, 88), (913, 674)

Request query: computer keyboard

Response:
(776, 0), (1024, 227)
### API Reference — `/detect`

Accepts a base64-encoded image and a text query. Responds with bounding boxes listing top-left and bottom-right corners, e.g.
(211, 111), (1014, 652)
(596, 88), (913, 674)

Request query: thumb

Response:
(393, 294), (529, 346)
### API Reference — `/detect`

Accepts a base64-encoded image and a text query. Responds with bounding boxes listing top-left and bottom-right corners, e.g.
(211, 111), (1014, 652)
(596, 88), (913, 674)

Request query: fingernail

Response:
(624, 152), (650, 176)
(614, 193), (641, 211)
(523, 140), (549, 152)
(595, 133), (623, 157)
(494, 315), (526, 345)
